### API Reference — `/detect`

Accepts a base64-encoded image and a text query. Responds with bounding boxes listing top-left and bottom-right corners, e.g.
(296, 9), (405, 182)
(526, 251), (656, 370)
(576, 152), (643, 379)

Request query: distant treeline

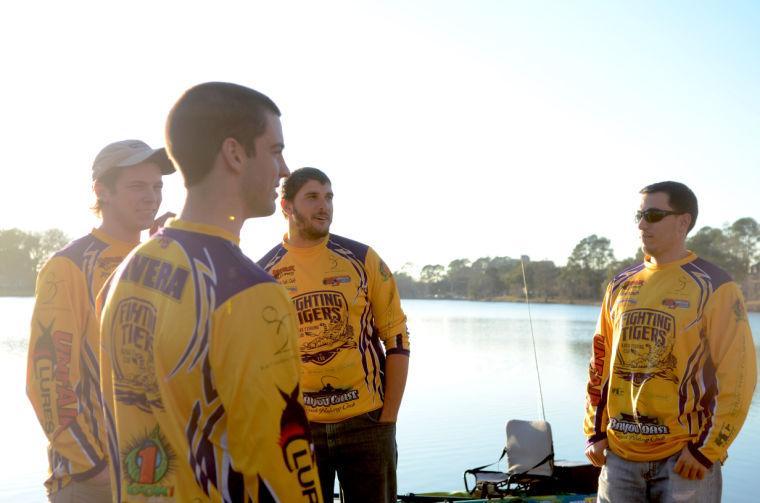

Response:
(393, 218), (760, 309)
(0, 229), (70, 295)
(2, 219), (759, 308)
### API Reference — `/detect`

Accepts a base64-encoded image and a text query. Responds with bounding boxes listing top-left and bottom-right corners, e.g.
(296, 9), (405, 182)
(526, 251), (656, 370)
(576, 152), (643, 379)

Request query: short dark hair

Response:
(165, 82), (280, 187)
(640, 181), (699, 232)
(282, 167), (331, 201)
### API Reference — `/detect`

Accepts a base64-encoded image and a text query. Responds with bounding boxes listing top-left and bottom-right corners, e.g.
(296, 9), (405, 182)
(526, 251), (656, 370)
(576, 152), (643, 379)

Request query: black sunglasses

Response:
(635, 208), (683, 224)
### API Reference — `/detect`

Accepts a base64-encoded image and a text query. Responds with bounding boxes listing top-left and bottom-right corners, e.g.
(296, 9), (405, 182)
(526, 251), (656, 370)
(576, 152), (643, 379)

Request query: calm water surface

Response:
(1, 297), (758, 502)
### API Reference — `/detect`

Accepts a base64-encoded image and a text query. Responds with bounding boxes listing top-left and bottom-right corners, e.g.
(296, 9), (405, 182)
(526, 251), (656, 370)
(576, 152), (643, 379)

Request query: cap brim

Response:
(145, 148), (176, 175)
(117, 148), (175, 175)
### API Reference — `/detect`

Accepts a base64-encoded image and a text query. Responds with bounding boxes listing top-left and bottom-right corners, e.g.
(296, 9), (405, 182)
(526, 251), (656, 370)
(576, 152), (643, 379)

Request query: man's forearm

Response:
(379, 354), (409, 422)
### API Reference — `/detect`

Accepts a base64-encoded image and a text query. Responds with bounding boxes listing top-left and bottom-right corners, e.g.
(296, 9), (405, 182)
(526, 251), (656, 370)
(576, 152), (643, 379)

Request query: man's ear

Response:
(680, 213), (693, 235)
(220, 137), (246, 174)
(281, 197), (292, 218)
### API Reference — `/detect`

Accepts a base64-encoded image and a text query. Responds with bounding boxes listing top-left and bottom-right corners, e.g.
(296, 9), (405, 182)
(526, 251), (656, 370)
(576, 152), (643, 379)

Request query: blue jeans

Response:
(598, 450), (722, 503)
(310, 409), (397, 503)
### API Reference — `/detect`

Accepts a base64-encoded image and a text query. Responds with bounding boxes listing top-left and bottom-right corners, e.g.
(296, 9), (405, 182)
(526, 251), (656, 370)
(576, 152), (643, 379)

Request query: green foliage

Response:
(395, 218), (760, 303)
(559, 234), (617, 300)
(687, 225), (746, 282)
(393, 271), (423, 300)
(36, 229), (70, 268)
(0, 228), (70, 295)
(685, 218), (760, 283)
(567, 234), (615, 271)
(420, 264), (445, 284)
(419, 264), (448, 297)
(447, 259), (471, 298)
(726, 217), (759, 278)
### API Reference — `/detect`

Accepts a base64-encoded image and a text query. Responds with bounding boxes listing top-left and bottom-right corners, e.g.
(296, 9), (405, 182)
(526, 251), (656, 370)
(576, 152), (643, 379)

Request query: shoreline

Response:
(400, 295), (599, 306)
(399, 295), (760, 312)
(4, 293), (760, 312)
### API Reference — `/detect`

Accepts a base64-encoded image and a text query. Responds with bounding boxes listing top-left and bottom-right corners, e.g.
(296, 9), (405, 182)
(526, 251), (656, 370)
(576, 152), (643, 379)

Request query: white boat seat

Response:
(505, 419), (554, 477)
(463, 419), (555, 495)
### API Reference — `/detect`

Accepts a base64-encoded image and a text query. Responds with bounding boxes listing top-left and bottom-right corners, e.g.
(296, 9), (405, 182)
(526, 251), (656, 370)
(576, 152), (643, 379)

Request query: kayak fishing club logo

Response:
(278, 385), (320, 502)
(293, 291), (356, 365)
(303, 376), (359, 409)
(609, 412), (669, 437)
(122, 425), (175, 498)
(614, 308), (678, 386)
(111, 297), (163, 412)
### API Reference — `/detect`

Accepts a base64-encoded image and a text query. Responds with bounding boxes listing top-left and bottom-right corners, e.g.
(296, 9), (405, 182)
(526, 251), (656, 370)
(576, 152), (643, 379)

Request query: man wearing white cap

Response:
(26, 139), (174, 502)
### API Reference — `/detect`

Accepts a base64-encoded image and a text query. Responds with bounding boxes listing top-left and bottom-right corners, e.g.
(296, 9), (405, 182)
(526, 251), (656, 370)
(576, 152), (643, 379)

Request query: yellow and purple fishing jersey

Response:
(259, 234), (410, 423)
(584, 252), (757, 468)
(98, 219), (321, 502)
(27, 228), (136, 493)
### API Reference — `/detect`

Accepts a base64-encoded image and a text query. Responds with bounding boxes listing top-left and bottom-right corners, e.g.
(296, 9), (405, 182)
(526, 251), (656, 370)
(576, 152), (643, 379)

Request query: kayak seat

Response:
(463, 419), (599, 498)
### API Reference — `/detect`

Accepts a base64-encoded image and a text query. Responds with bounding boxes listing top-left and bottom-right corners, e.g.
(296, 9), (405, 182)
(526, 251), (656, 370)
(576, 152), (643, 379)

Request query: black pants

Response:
(310, 410), (397, 503)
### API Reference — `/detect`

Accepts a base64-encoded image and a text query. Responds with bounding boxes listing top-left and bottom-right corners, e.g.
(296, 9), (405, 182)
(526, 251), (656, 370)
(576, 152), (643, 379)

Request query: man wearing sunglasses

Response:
(584, 181), (756, 502)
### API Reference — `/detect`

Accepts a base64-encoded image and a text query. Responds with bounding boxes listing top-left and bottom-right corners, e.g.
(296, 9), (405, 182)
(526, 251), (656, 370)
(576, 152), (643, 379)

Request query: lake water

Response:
(1, 297), (758, 502)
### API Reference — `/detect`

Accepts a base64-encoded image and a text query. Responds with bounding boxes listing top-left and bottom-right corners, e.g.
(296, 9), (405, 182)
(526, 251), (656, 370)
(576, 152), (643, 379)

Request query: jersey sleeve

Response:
(583, 282), (614, 445)
(366, 248), (410, 356)
(209, 282), (323, 502)
(688, 282), (757, 468)
(26, 257), (107, 479)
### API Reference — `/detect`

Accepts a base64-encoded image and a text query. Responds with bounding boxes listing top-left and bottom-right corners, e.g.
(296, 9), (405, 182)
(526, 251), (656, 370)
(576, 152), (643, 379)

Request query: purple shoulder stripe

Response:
(610, 262), (645, 295)
(257, 243), (288, 272)
(162, 228), (276, 306)
(327, 234), (369, 263)
(54, 233), (109, 271)
(684, 258), (733, 290)
(613, 262), (645, 282)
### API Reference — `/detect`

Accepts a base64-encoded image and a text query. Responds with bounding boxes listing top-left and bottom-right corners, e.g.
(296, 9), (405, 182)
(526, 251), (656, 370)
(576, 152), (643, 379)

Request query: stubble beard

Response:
(293, 207), (330, 241)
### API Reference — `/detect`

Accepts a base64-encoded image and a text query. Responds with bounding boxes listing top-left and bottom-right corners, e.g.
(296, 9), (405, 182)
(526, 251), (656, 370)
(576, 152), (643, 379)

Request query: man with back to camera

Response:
(97, 82), (322, 502)
(26, 139), (174, 502)
(584, 181), (756, 502)
(259, 167), (410, 503)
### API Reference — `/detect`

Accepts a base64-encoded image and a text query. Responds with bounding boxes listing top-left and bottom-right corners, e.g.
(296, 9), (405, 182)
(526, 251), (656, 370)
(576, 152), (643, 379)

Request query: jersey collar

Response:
(644, 251), (697, 271)
(164, 218), (240, 245)
(91, 227), (139, 249)
(282, 233), (329, 256)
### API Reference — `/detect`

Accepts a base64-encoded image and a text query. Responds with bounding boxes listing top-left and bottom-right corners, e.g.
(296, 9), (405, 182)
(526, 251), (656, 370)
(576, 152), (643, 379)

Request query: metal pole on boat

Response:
(520, 258), (546, 422)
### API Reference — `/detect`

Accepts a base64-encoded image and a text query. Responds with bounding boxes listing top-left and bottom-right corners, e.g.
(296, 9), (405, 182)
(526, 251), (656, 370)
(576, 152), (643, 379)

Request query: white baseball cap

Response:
(92, 139), (175, 180)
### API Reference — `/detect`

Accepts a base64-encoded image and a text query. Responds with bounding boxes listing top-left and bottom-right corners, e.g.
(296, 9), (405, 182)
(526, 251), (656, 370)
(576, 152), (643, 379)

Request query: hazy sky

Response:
(1, 1), (758, 275)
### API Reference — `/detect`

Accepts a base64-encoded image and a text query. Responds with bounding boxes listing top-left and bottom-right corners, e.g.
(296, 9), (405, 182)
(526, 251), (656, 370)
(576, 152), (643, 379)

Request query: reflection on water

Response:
(1, 297), (758, 501)
(397, 300), (759, 501)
